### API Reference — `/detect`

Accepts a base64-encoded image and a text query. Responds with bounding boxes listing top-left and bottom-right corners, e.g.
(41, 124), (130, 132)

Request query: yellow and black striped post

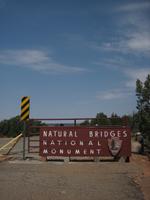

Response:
(21, 96), (30, 160)
(21, 96), (30, 121)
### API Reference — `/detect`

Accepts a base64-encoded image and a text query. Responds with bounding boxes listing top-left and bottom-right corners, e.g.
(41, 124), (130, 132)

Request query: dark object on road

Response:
(137, 132), (144, 154)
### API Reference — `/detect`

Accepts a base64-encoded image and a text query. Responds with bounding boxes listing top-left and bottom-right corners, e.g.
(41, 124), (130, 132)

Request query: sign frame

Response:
(39, 126), (131, 159)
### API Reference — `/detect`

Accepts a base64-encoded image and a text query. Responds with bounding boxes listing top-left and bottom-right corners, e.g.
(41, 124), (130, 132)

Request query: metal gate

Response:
(28, 118), (93, 154)
(27, 117), (130, 162)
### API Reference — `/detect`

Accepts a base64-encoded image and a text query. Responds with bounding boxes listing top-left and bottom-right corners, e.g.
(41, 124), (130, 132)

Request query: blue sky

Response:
(0, 0), (150, 120)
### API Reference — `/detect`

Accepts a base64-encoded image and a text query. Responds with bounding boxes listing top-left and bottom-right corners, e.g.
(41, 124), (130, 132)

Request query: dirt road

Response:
(0, 138), (149, 200)
(0, 160), (144, 200)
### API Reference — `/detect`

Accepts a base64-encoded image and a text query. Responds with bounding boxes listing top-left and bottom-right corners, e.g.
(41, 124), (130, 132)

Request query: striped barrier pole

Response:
(20, 96), (30, 160)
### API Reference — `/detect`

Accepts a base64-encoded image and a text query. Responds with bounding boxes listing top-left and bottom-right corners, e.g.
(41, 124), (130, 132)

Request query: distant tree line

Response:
(0, 113), (138, 138)
(0, 116), (23, 137)
(0, 117), (45, 137)
(80, 112), (139, 132)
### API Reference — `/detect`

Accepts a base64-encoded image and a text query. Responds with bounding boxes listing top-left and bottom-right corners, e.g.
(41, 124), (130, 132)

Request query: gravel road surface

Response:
(0, 161), (144, 200)
(0, 137), (149, 200)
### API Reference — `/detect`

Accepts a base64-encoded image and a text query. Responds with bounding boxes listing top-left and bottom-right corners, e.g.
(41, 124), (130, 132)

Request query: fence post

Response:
(23, 121), (26, 160)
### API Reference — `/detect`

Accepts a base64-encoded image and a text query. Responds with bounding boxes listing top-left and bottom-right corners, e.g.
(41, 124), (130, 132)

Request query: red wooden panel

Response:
(39, 126), (131, 157)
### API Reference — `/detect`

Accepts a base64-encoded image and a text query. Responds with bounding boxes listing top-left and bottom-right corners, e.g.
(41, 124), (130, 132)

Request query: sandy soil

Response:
(131, 154), (150, 200)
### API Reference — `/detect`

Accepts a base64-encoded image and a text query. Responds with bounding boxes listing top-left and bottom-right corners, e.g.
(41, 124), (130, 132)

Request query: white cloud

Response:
(97, 89), (132, 100)
(92, 2), (150, 55)
(124, 68), (150, 88)
(118, 3), (150, 54)
(91, 42), (119, 52)
(93, 57), (130, 71)
(93, 1), (150, 99)
(92, 30), (150, 54)
(0, 49), (86, 74)
(118, 2), (150, 12)
(0, 50), (49, 65)
(94, 57), (150, 90)
(126, 32), (150, 52)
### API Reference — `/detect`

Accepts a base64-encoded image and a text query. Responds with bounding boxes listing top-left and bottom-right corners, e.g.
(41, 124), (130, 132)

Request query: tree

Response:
(110, 113), (122, 125)
(128, 112), (139, 133)
(91, 112), (111, 125)
(136, 74), (150, 141)
(80, 120), (90, 126)
(0, 116), (46, 137)
(0, 116), (23, 137)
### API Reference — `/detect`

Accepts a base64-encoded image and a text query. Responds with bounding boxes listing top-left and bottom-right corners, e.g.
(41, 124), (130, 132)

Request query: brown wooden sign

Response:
(39, 126), (131, 157)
